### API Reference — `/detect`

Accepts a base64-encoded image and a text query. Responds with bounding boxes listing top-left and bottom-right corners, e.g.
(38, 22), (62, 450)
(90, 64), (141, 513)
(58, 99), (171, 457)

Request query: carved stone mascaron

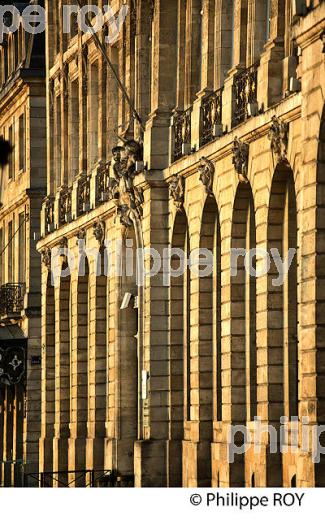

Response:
(232, 137), (249, 183)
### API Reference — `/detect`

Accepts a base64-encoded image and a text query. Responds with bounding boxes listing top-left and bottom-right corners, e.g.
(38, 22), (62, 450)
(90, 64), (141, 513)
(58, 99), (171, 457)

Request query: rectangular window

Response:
(8, 220), (13, 282)
(18, 213), (26, 284)
(19, 113), (26, 172)
(8, 124), (14, 180)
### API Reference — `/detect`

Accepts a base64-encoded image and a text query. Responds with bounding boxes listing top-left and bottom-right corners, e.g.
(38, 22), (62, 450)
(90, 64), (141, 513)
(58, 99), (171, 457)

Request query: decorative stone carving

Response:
(93, 219), (106, 247)
(76, 228), (86, 246)
(58, 237), (68, 259)
(198, 157), (214, 195)
(109, 139), (145, 227)
(232, 137), (249, 183)
(268, 115), (289, 163)
(41, 248), (51, 270)
(168, 174), (184, 212)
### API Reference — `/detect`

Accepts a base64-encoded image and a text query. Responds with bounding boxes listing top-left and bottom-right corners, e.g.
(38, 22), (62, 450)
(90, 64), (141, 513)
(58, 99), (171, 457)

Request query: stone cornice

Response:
(293, 3), (325, 49)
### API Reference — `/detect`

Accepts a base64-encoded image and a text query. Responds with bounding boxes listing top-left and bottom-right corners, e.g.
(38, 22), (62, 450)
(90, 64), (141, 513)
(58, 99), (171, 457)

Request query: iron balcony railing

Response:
(200, 88), (223, 146)
(0, 283), (25, 317)
(173, 107), (192, 162)
(44, 195), (55, 235)
(23, 469), (134, 488)
(95, 161), (111, 206)
(232, 62), (259, 128)
(58, 186), (72, 226)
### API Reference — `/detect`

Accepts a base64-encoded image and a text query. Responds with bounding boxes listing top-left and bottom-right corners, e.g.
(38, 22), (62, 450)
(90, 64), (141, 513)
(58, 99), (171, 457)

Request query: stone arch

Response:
(266, 162), (298, 486)
(267, 163), (298, 423)
(55, 263), (71, 478)
(41, 272), (55, 476)
(118, 225), (139, 476)
(197, 195), (221, 486)
(91, 248), (108, 470)
(231, 182), (257, 424)
(169, 211), (190, 486)
(69, 256), (89, 482)
(230, 181), (257, 487)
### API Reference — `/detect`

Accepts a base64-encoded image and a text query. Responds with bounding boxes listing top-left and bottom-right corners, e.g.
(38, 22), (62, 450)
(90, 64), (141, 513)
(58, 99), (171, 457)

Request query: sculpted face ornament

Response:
(76, 228), (86, 247)
(168, 174), (185, 212)
(41, 247), (52, 270)
(268, 115), (289, 164)
(198, 157), (215, 195)
(232, 137), (249, 184)
(110, 139), (144, 227)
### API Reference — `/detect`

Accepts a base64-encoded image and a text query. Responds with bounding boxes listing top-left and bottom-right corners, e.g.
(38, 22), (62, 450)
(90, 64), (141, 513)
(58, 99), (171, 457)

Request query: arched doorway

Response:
(230, 182), (257, 486)
(41, 273), (55, 478)
(198, 195), (221, 486)
(118, 225), (139, 476)
(169, 211), (189, 486)
(267, 163), (298, 486)
(55, 264), (71, 482)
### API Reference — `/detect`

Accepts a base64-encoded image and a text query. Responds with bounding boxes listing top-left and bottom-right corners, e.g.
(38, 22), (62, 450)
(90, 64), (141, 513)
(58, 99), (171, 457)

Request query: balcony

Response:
(44, 195), (55, 235)
(0, 283), (25, 319)
(232, 63), (259, 128)
(200, 88), (223, 147)
(172, 107), (192, 162)
(77, 172), (91, 216)
(59, 186), (72, 226)
(95, 161), (111, 206)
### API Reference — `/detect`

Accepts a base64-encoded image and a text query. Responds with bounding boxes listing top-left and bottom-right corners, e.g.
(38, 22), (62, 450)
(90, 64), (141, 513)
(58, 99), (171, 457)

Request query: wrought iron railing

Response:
(58, 186), (72, 226)
(0, 283), (25, 316)
(77, 172), (91, 216)
(95, 160), (110, 206)
(23, 469), (134, 488)
(173, 107), (192, 162)
(232, 63), (259, 128)
(200, 88), (223, 146)
(44, 195), (55, 235)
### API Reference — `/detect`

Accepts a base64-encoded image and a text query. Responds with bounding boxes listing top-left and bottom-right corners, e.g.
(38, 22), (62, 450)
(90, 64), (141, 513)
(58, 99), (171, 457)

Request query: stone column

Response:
(39, 269), (55, 475)
(214, 0), (234, 89)
(232, 0), (248, 69)
(257, 0), (286, 109)
(134, 178), (171, 487)
(200, 0), (215, 92)
(144, 0), (178, 170)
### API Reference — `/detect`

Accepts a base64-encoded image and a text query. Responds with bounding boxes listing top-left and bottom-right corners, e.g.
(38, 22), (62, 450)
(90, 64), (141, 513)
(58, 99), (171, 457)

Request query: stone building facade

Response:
(36, 0), (325, 487)
(0, 3), (46, 486)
